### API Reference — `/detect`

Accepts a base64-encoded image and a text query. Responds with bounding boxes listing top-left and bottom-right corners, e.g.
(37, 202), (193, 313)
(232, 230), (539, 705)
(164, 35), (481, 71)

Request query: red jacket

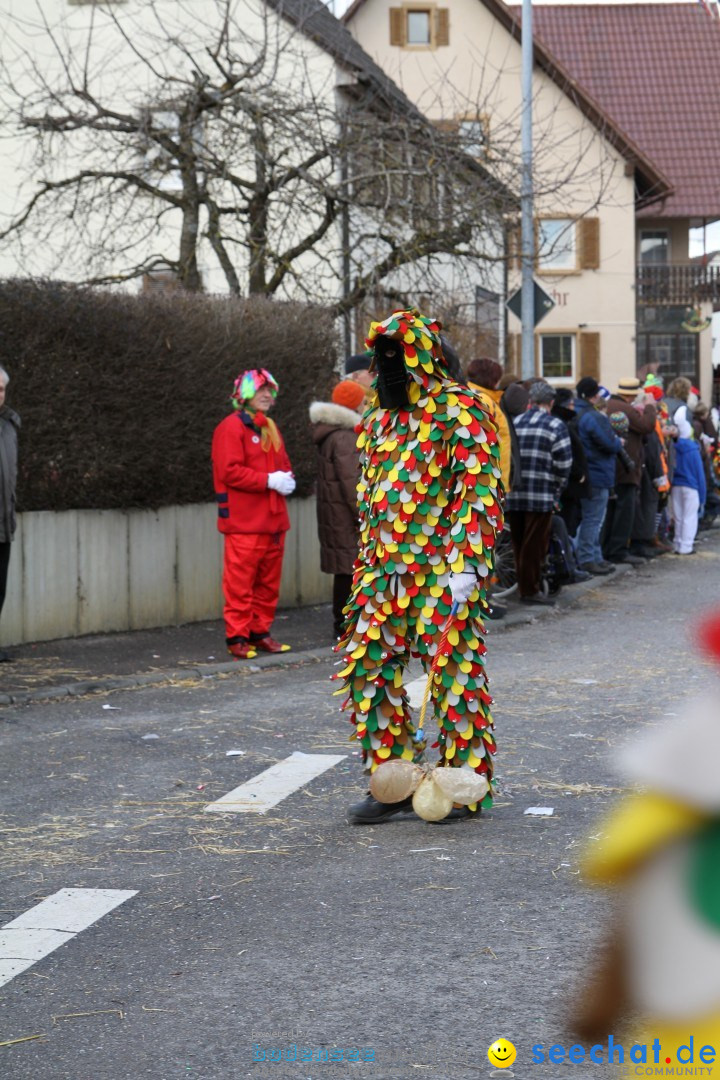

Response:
(212, 412), (292, 535)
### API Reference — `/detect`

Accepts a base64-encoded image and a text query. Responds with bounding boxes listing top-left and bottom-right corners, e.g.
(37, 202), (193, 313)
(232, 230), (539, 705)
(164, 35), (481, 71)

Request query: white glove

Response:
(449, 569), (477, 605)
(267, 470), (295, 496)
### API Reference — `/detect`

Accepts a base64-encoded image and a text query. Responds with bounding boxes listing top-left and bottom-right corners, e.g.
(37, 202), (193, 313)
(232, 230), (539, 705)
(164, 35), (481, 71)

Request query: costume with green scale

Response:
(334, 310), (504, 802)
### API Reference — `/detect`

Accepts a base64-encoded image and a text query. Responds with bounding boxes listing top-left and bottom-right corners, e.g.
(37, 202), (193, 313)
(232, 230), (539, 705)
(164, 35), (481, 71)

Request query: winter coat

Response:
(605, 396), (657, 487)
(211, 411), (292, 535)
(574, 397), (622, 489)
(672, 437), (707, 503)
(467, 382), (511, 491)
(0, 406), (20, 544)
(551, 402), (590, 534)
(309, 400), (361, 575)
(632, 433), (663, 543)
(506, 407), (572, 513)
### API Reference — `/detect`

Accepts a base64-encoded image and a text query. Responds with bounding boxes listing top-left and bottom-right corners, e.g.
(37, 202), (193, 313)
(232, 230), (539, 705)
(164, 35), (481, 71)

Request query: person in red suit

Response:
(212, 369), (295, 659)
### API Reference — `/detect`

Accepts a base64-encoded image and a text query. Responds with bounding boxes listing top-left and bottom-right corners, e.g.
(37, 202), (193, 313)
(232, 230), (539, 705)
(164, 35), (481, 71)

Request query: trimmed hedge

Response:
(0, 281), (336, 511)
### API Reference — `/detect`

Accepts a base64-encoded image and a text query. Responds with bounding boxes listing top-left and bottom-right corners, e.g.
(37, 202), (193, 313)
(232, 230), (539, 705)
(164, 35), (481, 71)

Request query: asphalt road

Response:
(1, 539), (719, 1080)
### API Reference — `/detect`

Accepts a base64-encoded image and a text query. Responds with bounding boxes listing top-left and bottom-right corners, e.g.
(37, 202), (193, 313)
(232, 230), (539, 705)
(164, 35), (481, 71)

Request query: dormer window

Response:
(406, 9), (431, 44)
(390, 6), (449, 49)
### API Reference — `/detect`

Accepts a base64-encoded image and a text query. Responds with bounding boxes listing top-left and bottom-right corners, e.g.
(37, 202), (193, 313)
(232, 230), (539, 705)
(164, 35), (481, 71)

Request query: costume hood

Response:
(366, 309), (451, 389)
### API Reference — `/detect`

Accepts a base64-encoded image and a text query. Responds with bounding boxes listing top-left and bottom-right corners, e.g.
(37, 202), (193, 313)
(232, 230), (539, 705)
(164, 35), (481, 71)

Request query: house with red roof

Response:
(528, 2), (720, 397)
(343, 0), (719, 398)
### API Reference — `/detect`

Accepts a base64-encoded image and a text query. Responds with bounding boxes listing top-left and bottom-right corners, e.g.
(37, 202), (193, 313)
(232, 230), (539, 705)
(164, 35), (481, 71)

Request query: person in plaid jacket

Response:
(506, 380), (572, 605)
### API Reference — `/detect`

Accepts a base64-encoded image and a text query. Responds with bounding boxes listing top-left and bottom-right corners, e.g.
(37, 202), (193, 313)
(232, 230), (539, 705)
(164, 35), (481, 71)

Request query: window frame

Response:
(538, 331), (577, 385)
(537, 216), (578, 274)
(405, 8), (432, 45)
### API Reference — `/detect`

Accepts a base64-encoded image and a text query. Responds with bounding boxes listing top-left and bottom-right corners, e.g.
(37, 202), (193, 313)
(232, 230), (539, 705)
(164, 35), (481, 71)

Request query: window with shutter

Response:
(389, 8), (406, 46)
(435, 8), (450, 45)
(579, 218), (600, 270)
(539, 333), (576, 382)
(537, 218), (576, 272)
(579, 332), (600, 380)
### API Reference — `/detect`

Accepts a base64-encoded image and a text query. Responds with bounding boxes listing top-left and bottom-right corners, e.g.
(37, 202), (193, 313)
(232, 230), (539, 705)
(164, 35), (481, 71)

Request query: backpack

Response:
(545, 514), (576, 591)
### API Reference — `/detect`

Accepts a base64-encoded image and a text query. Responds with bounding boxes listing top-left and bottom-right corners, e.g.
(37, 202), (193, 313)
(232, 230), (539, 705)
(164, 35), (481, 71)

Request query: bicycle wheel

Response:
(491, 528), (518, 599)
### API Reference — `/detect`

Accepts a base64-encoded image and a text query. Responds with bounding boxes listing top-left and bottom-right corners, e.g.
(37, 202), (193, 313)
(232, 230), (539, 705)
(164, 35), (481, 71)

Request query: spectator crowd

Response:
(307, 351), (719, 633)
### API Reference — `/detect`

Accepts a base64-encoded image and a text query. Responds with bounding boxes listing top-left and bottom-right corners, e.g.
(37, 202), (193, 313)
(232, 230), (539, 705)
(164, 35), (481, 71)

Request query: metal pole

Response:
(520, 0), (534, 379)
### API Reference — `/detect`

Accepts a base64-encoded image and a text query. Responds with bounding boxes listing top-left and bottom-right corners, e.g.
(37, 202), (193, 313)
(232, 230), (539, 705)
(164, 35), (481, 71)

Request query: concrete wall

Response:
(1, 498), (332, 647)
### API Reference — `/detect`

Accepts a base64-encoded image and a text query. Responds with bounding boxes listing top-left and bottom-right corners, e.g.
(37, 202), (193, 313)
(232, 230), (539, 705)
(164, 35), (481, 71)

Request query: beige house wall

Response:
(347, 0), (640, 390)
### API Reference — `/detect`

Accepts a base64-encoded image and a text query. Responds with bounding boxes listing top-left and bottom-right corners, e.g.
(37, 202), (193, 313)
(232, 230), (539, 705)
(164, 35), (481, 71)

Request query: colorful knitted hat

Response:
(231, 369), (278, 405)
(332, 380), (366, 412)
(609, 410), (630, 435)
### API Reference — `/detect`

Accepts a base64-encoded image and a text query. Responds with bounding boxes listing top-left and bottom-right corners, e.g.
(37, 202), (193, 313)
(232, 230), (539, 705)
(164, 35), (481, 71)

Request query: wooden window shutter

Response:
(389, 8), (406, 45)
(579, 332), (600, 380)
(435, 8), (450, 45)
(579, 217), (600, 270)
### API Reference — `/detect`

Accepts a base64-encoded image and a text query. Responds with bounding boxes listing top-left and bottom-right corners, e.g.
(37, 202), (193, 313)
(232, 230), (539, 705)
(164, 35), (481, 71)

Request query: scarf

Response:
(244, 407), (281, 452)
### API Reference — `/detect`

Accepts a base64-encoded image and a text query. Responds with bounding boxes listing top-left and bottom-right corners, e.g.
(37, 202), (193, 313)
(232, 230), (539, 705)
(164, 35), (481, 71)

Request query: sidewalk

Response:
(4, 539), (709, 706)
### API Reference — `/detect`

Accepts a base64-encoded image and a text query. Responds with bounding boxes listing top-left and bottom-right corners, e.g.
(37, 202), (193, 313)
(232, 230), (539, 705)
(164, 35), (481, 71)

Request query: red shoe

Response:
(227, 640), (258, 660)
(251, 635), (291, 654)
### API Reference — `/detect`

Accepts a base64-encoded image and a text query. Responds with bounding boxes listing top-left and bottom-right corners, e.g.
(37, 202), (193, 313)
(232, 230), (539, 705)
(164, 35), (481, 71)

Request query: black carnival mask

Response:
(374, 335), (409, 410)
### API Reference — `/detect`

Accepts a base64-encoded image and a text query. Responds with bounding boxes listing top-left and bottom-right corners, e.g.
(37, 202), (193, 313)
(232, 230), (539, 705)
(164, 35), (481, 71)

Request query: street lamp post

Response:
(521, 0), (535, 379)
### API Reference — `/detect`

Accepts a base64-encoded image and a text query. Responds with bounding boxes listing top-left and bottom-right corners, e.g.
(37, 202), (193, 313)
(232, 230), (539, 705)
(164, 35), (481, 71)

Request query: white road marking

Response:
(205, 751), (347, 815)
(0, 888), (137, 988)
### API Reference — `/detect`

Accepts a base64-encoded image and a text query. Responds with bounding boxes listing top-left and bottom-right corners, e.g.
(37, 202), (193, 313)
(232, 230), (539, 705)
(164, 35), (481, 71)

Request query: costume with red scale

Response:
(335, 311), (504, 802)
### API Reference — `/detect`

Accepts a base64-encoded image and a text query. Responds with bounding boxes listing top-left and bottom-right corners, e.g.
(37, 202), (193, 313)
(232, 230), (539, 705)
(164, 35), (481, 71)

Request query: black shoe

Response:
(630, 545), (660, 559)
(579, 562), (613, 576)
(598, 560), (616, 572)
(615, 553), (646, 566)
(569, 570), (592, 583)
(520, 593), (556, 607)
(484, 604), (507, 620)
(347, 794), (414, 824)
(0, 649), (10, 663)
(444, 805), (481, 821)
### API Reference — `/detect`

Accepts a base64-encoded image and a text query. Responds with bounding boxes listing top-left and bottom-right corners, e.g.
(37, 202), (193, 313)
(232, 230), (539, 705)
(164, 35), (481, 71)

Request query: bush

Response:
(0, 281), (336, 510)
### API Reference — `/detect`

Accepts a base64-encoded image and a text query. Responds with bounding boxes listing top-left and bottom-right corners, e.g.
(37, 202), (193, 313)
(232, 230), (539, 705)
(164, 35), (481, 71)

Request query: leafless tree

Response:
(0, 0), (520, 318)
(0, 0), (638, 347)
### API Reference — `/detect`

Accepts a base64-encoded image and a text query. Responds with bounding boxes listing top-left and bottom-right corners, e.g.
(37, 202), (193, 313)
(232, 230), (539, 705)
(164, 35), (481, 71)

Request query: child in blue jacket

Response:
(671, 409), (706, 554)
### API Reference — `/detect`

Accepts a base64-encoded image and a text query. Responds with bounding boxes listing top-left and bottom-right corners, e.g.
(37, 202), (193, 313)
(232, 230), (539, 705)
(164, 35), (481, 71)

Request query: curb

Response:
(0, 646), (332, 708)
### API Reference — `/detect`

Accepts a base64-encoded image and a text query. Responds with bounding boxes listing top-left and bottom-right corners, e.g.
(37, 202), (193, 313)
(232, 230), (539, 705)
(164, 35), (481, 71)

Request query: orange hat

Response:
(332, 380), (366, 412)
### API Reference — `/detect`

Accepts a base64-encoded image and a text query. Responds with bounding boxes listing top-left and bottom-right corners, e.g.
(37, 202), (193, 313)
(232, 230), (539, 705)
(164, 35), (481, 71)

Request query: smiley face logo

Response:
(487, 1039), (517, 1069)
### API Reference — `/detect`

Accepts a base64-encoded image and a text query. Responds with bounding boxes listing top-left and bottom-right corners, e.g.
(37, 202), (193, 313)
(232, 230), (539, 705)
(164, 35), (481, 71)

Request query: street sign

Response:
(506, 281), (556, 326)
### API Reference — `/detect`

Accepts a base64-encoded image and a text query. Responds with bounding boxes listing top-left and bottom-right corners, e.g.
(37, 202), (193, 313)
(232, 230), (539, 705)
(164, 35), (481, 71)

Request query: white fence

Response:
(1, 498), (332, 646)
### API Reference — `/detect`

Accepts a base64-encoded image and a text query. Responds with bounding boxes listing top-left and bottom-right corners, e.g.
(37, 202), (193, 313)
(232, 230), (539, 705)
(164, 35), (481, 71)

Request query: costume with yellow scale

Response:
(334, 310), (503, 803)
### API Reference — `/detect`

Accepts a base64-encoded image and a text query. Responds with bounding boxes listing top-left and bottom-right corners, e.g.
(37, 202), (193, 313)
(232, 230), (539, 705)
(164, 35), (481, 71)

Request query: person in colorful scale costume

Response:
(334, 310), (504, 824)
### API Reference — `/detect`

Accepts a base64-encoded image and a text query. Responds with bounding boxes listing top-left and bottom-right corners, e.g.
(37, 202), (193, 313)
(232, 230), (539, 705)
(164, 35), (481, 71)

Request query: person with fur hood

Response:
(309, 380), (366, 638)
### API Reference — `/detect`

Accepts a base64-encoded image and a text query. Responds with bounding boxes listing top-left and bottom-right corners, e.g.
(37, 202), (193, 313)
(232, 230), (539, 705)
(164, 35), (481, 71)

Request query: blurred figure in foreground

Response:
(573, 614), (720, 1063)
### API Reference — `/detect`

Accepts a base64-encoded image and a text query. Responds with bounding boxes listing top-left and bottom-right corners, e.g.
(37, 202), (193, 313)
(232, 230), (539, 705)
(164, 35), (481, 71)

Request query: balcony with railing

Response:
(636, 262), (720, 305)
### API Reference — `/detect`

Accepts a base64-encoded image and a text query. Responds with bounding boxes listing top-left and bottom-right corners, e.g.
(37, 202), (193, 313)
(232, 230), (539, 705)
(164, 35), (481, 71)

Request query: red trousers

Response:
(222, 532), (286, 641)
